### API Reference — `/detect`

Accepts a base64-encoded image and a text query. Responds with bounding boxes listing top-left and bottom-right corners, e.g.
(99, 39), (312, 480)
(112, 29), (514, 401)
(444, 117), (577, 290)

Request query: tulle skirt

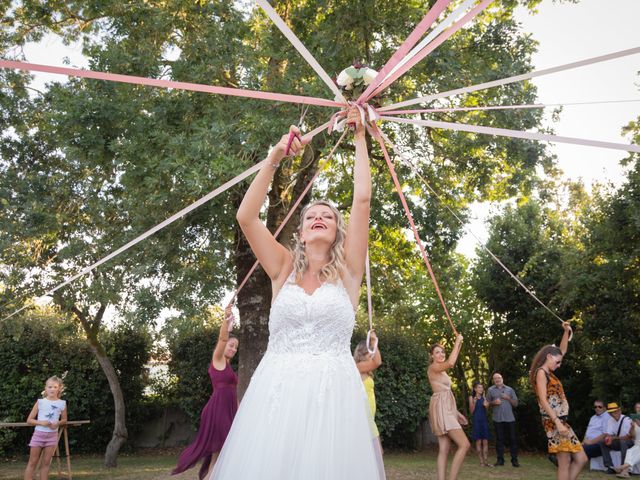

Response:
(210, 351), (385, 480)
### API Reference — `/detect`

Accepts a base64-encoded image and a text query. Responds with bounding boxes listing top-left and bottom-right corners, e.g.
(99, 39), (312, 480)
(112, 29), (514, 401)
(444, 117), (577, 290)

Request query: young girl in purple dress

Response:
(172, 307), (239, 480)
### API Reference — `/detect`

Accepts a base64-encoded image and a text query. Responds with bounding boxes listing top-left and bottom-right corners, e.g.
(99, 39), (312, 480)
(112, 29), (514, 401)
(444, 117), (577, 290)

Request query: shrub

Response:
(352, 327), (430, 449)
(0, 313), (152, 455)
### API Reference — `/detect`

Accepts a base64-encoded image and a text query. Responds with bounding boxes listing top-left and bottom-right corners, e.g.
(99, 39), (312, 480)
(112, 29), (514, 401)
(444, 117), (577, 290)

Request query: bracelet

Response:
(265, 145), (281, 169)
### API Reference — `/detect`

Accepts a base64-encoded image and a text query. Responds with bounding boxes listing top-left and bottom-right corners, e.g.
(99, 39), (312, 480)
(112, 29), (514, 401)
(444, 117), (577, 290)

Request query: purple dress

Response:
(172, 362), (238, 479)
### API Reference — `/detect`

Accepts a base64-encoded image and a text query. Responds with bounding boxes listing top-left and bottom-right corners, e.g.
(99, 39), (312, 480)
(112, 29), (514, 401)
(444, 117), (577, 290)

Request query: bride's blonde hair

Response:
(292, 200), (347, 283)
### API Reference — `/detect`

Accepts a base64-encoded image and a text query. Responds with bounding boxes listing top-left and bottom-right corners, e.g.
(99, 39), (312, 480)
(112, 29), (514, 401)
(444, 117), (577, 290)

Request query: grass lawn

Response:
(1, 449), (608, 480)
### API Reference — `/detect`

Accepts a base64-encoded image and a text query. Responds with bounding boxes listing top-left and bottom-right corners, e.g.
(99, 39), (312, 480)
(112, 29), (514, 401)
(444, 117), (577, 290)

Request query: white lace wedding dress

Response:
(210, 274), (385, 479)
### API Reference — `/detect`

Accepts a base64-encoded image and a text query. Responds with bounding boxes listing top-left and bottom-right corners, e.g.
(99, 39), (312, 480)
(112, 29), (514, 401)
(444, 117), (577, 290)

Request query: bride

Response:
(210, 107), (385, 479)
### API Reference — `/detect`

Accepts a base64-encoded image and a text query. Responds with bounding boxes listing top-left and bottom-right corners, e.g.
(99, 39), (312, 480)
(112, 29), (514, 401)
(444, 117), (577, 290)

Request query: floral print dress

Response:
(537, 368), (582, 454)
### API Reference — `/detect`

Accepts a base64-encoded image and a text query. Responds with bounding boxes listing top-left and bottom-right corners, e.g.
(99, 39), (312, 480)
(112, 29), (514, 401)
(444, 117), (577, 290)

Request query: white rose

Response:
(336, 69), (354, 87)
(362, 68), (378, 85)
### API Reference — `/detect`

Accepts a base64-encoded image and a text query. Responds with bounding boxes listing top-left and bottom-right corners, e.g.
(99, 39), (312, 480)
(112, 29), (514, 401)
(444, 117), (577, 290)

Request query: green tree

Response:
(1, 0), (563, 461)
(470, 185), (614, 448)
(568, 165), (640, 406)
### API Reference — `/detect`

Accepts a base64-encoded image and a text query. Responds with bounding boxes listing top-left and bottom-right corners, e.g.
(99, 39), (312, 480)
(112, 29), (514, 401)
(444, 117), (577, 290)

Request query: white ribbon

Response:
(382, 98), (640, 115)
(364, 252), (377, 355)
(380, 46), (640, 111)
(2, 158), (267, 321)
(381, 115), (640, 153)
(255, 0), (347, 104)
(366, 104), (380, 122)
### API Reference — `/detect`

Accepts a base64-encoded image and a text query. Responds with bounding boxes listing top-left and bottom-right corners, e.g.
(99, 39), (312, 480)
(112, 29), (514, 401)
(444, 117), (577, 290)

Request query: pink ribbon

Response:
(383, 0), (476, 82)
(377, 128), (568, 326)
(357, 0), (453, 104)
(367, 123), (458, 335)
(381, 46), (640, 111)
(381, 99), (640, 115)
(369, 0), (493, 99)
(0, 59), (343, 109)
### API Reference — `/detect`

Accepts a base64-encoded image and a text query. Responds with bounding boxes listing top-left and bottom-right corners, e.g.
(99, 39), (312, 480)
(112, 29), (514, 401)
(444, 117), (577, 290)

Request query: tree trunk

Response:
(235, 238), (272, 399)
(56, 296), (128, 468)
(232, 2), (329, 395)
(88, 331), (128, 468)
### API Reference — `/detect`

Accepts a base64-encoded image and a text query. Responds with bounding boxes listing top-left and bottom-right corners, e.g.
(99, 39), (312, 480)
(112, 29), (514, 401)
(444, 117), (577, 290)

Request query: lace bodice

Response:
(267, 276), (355, 356)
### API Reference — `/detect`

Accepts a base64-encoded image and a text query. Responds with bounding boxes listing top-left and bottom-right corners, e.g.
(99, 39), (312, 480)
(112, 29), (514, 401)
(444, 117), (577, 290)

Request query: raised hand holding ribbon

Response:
(562, 320), (573, 342)
(225, 304), (236, 332)
(273, 125), (304, 165)
(346, 106), (366, 137)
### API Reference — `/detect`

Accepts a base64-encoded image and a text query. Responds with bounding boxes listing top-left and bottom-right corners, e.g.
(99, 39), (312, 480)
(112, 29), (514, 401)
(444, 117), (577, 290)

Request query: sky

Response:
(15, 0), (640, 285)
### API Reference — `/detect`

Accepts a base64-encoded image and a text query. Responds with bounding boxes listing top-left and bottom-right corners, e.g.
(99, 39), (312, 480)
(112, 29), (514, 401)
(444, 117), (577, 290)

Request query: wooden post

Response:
(55, 427), (63, 477)
(64, 426), (72, 479)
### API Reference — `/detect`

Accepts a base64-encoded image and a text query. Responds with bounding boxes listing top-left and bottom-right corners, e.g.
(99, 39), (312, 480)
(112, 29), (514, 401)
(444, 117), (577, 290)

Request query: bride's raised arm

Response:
(343, 107), (372, 301)
(236, 126), (304, 282)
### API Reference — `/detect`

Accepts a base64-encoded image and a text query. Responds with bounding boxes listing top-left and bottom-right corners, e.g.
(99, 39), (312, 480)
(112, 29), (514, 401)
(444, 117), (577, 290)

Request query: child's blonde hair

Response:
(41, 376), (65, 398)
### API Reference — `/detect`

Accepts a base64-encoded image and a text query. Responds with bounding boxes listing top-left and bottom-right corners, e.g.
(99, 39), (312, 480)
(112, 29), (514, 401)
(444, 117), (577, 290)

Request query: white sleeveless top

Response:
(35, 398), (66, 432)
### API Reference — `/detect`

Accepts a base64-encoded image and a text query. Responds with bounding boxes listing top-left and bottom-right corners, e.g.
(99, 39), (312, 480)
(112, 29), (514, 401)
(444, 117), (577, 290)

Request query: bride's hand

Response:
(271, 125), (304, 163)
(346, 106), (365, 139)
